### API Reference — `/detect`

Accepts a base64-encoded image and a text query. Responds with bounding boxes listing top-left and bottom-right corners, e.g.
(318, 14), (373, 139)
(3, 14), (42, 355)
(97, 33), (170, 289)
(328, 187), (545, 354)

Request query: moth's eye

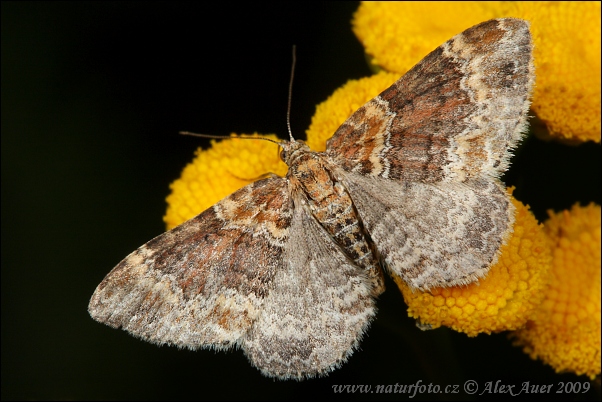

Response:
(280, 149), (287, 160)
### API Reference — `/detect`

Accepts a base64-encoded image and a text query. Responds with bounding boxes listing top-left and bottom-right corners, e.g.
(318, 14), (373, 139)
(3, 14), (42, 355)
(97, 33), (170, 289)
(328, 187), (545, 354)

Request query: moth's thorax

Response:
(285, 144), (384, 295)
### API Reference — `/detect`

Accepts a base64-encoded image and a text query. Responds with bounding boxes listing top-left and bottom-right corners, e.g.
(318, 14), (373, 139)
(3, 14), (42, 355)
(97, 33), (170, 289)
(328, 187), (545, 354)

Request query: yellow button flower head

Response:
(164, 134), (287, 230)
(513, 2), (601, 143)
(353, 2), (601, 143)
(395, 195), (552, 337)
(352, 2), (503, 74)
(512, 203), (601, 379)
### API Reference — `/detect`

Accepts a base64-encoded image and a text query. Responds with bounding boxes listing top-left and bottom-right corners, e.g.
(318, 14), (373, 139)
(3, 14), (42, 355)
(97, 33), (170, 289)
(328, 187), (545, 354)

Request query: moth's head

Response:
(279, 139), (310, 166)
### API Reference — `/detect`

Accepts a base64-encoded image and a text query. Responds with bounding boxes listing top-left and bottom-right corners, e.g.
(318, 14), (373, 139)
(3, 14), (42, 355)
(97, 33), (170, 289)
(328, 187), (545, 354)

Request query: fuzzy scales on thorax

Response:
(281, 140), (385, 295)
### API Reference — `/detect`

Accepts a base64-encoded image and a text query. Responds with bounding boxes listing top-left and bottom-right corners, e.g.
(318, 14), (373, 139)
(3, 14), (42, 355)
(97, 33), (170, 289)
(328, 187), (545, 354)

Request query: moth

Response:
(89, 18), (534, 380)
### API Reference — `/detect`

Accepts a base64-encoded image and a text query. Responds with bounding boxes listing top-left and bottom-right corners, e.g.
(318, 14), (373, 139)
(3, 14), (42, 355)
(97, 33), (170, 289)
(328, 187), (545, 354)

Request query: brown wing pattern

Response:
(88, 178), (292, 350)
(326, 19), (534, 184)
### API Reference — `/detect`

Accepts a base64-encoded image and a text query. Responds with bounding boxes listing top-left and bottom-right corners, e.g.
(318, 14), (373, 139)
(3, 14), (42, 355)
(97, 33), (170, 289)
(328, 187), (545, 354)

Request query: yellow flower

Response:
(395, 194), (552, 337)
(511, 203), (601, 379)
(352, 2), (601, 143)
(514, 2), (601, 143)
(352, 2), (505, 74)
(163, 134), (287, 230)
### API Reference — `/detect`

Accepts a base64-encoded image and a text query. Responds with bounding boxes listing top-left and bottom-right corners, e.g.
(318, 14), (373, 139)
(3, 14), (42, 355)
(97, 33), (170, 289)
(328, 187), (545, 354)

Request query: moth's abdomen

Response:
(288, 152), (384, 295)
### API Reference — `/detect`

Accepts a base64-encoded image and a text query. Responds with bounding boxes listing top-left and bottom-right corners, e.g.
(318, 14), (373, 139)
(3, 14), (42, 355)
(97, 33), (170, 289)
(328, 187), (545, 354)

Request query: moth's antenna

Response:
(182, 48), (298, 148)
(179, 131), (279, 146)
(287, 45), (296, 142)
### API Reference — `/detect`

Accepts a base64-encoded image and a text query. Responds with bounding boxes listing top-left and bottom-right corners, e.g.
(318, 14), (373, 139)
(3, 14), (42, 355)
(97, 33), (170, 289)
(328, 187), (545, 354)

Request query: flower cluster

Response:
(396, 195), (551, 337)
(352, 1), (601, 143)
(163, 2), (600, 379)
(511, 203), (601, 379)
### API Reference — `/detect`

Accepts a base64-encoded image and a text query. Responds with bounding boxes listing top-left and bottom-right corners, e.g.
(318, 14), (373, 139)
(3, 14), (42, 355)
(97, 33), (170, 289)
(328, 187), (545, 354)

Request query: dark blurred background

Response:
(2, 2), (600, 400)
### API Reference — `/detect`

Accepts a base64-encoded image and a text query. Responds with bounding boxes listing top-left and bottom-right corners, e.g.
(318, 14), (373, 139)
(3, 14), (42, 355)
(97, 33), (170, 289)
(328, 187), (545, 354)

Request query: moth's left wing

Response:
(88, 178), (292, 350)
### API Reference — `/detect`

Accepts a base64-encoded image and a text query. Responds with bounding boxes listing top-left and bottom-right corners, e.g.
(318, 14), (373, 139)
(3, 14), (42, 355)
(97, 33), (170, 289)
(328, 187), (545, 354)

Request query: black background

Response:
(2, 2), (600, 400)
